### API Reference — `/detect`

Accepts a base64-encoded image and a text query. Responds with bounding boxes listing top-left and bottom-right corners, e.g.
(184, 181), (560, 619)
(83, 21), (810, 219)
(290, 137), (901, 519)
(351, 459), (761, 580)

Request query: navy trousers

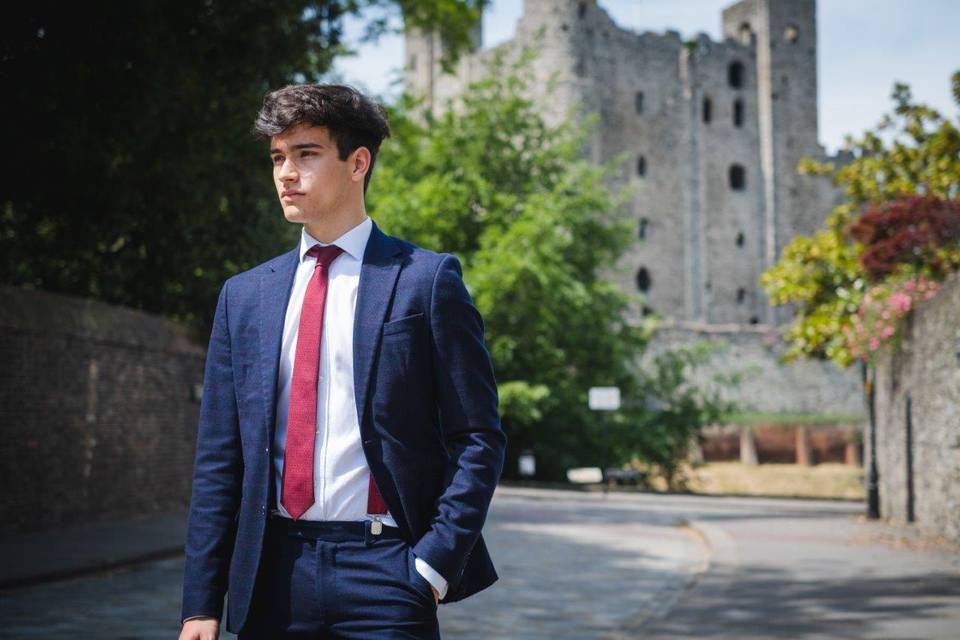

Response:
(238, 518), (441, 639)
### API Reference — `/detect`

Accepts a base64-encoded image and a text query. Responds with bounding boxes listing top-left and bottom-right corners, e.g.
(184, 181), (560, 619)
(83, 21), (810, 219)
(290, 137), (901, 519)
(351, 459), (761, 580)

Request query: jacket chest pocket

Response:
(378, 313), (429, 385)
(381, 312), (426, 338)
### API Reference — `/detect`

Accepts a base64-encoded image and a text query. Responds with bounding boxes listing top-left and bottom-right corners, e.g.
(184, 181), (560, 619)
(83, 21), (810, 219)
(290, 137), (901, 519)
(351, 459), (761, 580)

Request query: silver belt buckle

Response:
(371, 515), (383, 536)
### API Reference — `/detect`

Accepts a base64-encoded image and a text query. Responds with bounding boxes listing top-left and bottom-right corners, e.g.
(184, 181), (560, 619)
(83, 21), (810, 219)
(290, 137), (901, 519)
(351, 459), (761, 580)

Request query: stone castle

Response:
(404, 0), (851, 329)
(403, 0), (865, 416)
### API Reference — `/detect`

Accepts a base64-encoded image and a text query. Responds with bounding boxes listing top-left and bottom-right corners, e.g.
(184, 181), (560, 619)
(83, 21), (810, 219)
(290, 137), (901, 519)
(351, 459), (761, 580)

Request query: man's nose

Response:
(278, 158), (298, 181)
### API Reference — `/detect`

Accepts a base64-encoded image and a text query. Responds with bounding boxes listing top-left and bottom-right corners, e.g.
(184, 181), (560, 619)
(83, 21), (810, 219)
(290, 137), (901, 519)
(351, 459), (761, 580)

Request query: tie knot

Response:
(306, 243), (344, 269)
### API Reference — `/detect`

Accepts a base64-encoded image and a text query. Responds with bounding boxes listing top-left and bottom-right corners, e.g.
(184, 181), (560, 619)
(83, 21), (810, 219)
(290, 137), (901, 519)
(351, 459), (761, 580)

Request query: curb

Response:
(618, 518), (739, 637)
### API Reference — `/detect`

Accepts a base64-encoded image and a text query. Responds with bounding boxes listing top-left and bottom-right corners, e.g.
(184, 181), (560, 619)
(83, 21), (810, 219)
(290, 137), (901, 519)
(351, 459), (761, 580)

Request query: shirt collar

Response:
(298, 215), (373, 264)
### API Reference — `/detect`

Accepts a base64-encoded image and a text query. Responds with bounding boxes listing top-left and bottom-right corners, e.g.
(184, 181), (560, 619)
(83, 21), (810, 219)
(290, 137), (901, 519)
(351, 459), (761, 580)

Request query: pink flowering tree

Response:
(840, 195), (960, 363)
(842, 273), (942, 366)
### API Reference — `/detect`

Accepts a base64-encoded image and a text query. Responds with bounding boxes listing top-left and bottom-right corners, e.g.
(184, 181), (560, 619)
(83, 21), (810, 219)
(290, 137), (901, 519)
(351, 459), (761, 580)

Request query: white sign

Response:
(518, 453), (536, 477)
(567, 467), (604, 484)
(588, 386), (621, 411)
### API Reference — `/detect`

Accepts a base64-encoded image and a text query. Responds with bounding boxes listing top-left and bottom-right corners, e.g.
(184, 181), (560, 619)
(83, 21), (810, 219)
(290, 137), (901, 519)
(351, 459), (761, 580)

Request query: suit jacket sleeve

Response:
(411, 253), (507, 584)
(180, 280), (242, 623)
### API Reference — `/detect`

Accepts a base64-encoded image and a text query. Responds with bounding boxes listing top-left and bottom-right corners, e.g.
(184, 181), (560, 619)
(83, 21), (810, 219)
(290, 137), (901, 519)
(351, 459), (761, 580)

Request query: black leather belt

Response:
(267, 515), (405, 543)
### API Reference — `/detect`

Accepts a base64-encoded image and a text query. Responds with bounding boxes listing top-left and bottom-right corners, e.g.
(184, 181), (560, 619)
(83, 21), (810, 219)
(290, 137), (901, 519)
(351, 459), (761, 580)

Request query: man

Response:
(179, 84), (506, 639)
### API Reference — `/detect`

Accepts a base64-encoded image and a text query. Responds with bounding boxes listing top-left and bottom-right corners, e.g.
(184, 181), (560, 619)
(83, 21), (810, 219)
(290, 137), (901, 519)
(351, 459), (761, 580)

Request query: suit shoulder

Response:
(222, 247), (298, 290)
(391, 236), (453, 277)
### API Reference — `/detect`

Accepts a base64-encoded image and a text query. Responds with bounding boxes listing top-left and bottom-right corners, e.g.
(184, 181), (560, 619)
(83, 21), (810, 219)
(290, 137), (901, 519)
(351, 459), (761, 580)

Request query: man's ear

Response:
(351, 147), (371, 184)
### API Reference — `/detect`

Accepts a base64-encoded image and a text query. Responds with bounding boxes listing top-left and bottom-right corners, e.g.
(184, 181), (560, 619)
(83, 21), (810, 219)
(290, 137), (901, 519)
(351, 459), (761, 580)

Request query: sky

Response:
(330, 0), (960, 155)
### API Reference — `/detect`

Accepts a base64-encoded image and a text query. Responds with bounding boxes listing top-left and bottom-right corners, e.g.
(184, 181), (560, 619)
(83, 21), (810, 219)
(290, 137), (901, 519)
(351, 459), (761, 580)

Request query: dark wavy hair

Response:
(254, 84), (391, 193)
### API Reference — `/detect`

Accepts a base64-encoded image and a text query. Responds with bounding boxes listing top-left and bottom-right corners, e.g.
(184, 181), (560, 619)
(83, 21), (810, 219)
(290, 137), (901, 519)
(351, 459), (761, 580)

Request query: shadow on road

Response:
(641, 563), (960, 639)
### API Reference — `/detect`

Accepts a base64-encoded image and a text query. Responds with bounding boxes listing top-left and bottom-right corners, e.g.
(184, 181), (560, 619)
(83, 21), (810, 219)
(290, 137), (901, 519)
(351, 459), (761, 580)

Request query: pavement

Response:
(1, 487), (959, 639)
(0, 511), (187, 589)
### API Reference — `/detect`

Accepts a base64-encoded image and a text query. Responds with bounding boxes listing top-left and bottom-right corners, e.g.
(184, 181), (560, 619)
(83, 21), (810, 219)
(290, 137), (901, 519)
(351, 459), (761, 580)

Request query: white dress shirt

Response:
(272, 215), (448, 599)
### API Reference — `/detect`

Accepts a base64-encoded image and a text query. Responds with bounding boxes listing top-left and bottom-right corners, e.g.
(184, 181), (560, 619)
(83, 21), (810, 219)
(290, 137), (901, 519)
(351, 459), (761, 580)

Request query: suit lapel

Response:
(258, 246), (299, 443)
(257, 220), (403, 444)
(353, 220), (404, 430)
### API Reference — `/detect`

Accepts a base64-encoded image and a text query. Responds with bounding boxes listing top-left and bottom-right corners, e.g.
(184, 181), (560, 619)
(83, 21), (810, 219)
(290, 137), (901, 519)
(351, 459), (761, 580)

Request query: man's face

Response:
(269, 123), (357, 225)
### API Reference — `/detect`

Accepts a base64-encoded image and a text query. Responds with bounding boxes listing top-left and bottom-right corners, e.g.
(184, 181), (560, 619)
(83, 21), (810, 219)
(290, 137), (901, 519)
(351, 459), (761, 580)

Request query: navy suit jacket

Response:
(180, 219), (506, 633)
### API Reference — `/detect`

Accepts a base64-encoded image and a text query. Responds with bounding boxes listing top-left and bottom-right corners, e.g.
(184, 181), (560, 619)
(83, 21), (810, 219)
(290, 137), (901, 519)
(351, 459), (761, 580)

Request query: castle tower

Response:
(722, 0), (822, 325)
(513, 0), (605, 132)
(404, 11), (483, 111)
(402, 0), (840, 329)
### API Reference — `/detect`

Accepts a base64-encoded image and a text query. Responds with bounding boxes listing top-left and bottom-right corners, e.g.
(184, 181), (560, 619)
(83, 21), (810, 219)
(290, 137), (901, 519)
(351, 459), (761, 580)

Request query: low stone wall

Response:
(640, 321), (865, 416)
(871, 270), (960, 544)
(0, 285), (206, 535)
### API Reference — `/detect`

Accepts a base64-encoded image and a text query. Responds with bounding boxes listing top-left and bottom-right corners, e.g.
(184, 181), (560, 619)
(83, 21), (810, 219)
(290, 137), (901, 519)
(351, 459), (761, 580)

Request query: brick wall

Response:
(0, 285), (206, 535)
(701, 422), (861, 464)
(872, 270), (960, 544)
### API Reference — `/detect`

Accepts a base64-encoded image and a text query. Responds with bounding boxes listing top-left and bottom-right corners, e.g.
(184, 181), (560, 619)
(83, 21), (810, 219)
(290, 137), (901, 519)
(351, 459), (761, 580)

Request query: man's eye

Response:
(300, 151), (315, 157)
(271, 156), (283, 164)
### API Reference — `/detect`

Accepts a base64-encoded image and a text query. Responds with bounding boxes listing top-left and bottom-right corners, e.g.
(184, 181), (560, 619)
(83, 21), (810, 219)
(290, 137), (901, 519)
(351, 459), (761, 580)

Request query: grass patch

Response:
(650, 461), (865, 500)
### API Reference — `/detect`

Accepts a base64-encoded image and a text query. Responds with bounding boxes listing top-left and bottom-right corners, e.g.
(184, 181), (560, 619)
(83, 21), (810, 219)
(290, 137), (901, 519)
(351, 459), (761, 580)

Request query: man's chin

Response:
(281, 206), (306, 222)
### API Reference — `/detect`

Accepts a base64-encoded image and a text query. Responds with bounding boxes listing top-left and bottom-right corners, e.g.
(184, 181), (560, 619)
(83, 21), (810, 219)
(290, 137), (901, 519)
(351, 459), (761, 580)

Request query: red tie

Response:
(281, 243), (344, 520)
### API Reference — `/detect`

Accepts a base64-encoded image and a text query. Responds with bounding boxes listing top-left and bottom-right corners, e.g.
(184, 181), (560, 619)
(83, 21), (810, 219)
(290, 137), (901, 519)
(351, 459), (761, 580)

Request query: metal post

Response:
(905, 393), (915, 523)
(863, 359), (880, 519)
(588, 387), (620, 497)
(601, 412), (610, 496)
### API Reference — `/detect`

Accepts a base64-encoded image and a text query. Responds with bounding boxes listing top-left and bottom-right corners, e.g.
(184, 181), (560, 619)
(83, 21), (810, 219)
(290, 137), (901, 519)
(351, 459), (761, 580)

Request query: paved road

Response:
(2, 487), (959, 639)
(632, 492), (960, 639)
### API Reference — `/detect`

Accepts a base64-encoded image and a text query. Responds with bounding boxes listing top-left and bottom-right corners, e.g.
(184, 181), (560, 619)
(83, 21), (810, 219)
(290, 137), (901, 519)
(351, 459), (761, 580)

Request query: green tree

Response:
(371, 48), (736, 484)
(760, 71), (960, 367)
(0, 0), (484, 332)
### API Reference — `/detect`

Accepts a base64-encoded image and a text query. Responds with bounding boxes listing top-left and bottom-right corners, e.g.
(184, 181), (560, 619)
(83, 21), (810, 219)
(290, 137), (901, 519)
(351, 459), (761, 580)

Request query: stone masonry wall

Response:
(872, 270), (960, 544)
(0, 285), (206, 535)
(640, 320), (864, 416)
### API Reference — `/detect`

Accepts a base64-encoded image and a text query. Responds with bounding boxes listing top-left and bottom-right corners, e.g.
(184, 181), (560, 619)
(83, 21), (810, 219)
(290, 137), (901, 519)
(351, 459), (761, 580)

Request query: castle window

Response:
(636, 267), (651, 292)
(407, 54), (417, 71)
(728, 61), (745, 89)
(738, 22), (753, 46)
(578, 2), (587, 19)
(784, 24), (799, 43)
(575, 56), (585, 75)
(729, 164), (746, 190)
(637, 155), (647, 177)
(641, 305), (654, 317)
(737, 287), (746, 303)
(733, 99), (744, 127)
(638, 217), (649, 239)
(736, 231), (745, 247)
(635, 91), (644, 114)
(749, 315), (759, 324)
(702, 96), (712, 123)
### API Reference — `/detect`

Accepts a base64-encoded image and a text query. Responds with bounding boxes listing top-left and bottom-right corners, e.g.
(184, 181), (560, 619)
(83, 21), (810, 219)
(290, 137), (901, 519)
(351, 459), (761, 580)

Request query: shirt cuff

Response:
(414, 555), (449, 600)
(182, 615), (217, 624)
